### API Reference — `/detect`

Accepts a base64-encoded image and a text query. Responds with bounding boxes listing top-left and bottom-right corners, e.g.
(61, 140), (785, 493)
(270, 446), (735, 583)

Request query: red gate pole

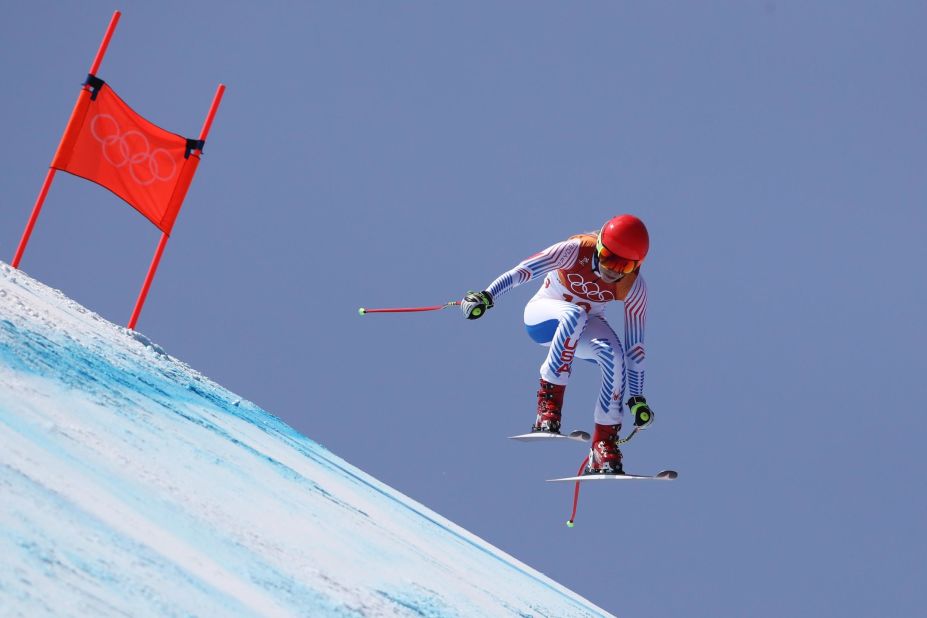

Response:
(12, 169), (57, 268)
(12, 10), (121, 269)
(127, 83), (225, 330)
(128, 232), (169, 331)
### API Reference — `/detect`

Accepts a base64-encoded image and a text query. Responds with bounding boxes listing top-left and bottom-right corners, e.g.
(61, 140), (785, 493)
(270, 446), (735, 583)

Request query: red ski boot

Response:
(532, 379), (566, 434)
(587, 423), (624, 474)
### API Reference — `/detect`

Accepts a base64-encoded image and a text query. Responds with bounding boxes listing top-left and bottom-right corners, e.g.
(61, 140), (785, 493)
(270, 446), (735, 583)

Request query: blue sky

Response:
(2, 2), (925, 616)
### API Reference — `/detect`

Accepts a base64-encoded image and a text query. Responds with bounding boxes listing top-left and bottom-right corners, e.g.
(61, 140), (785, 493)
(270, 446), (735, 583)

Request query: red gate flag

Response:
(50, 78), (200, 235)
(13, 10), (225, 330)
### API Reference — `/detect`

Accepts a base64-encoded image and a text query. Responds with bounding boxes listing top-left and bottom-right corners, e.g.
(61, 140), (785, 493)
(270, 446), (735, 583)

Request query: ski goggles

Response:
(596, 238), (641, 274)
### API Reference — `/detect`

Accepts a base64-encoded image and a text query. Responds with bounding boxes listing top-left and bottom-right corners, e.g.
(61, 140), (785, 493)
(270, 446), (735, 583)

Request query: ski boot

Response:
(586, 423), (624, 474)
(532, 378), (565, 434)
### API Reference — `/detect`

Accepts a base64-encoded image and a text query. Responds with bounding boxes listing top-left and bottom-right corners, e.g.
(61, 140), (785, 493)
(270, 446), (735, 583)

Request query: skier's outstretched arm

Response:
(623, 275), (654, 427)
(460, 239), (580, 319)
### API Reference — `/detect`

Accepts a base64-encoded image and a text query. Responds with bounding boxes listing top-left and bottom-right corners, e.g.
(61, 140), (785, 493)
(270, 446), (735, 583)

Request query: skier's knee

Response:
(560, 306), (586, 332)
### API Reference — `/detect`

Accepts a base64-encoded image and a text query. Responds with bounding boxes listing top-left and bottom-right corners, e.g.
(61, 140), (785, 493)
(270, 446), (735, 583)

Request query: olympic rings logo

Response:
(566, 273), (615, 302)
(90, 114), (177, 186)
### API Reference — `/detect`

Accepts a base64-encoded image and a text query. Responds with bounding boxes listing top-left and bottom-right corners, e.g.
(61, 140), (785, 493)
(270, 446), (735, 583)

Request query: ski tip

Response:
(657, 470), (678, 480)
(358, 307), (367, 316)
(566, 520), (575, 528)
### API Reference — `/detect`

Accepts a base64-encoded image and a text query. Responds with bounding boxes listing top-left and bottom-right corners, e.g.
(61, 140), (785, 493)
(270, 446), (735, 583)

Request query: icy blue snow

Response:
(0, 263), (611, 618)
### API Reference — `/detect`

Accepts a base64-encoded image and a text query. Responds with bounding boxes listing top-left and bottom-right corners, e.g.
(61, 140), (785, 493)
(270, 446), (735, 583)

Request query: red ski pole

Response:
(358, 301), (461, 316)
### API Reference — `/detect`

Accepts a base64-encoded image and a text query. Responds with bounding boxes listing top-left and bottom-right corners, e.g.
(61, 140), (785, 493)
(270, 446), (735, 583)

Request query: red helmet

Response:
(596, 215), (649, 274)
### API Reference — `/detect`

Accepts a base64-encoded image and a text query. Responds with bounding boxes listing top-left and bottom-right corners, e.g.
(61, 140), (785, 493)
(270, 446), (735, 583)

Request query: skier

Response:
(460, 214), (654, 475)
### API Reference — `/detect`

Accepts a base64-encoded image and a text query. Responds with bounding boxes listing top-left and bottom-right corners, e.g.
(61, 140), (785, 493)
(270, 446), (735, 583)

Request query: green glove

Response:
(627, 395), (654, 428)
(461, 290), (494, 320)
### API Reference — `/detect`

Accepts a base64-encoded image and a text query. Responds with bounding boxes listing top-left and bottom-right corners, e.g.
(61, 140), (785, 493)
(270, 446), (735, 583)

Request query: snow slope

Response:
(0, 263), (611, 618)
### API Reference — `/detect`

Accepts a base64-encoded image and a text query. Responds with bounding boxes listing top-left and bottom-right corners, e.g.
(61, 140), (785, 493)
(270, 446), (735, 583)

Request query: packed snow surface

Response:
(0, 263), (611, 618)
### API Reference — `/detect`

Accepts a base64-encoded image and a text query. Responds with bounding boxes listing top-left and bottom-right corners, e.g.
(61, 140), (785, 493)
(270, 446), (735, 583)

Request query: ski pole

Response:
(566, 426), (644, 528)
(617, 426), (640, 445)
(358, 301), (461, 316)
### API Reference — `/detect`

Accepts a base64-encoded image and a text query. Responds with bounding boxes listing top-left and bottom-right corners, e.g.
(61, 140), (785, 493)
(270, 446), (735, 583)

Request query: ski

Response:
(509, 429), (590, 443)
(547, 469), (678, 483)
